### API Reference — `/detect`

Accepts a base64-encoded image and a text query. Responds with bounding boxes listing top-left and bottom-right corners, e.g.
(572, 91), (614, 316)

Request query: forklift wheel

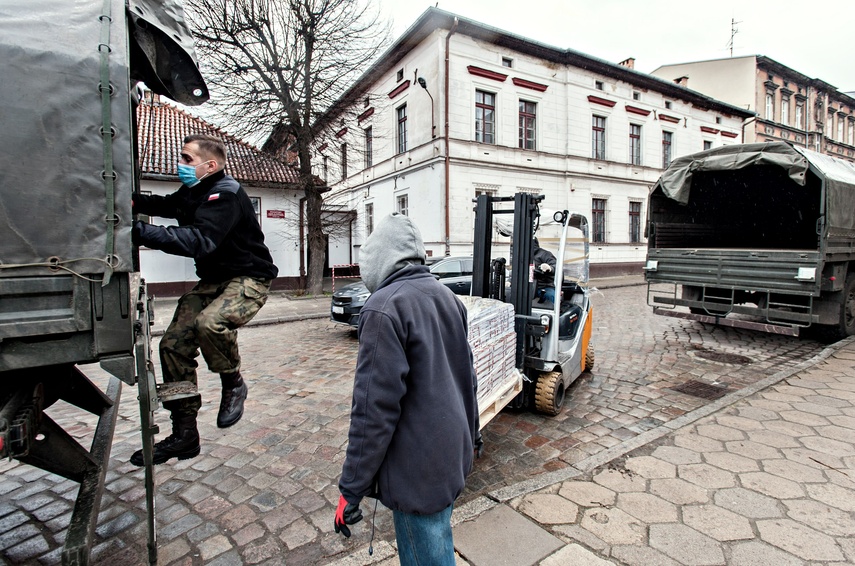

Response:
(534, 371), (565, 416)
(585, 345), (595, 372)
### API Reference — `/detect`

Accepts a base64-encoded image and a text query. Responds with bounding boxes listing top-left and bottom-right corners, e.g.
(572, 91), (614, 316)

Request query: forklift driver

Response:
(533, 238), (557, 303)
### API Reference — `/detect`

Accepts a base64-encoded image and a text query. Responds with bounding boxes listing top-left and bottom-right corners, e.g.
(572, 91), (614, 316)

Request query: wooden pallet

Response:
(478, 369), (523, 430)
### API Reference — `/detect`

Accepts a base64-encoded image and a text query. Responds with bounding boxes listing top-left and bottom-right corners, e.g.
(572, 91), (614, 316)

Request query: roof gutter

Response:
(444, 17), (458, 256)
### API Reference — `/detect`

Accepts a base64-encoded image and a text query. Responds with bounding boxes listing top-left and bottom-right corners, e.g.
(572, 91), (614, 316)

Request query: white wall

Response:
(138, 179), (303, 285)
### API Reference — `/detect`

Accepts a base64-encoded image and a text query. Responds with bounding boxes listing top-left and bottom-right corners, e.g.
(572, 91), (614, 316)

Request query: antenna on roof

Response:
(727, 17), (741, 57)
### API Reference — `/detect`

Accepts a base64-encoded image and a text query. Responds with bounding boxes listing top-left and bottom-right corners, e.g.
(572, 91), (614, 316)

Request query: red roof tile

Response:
(137, 99), (302, 187)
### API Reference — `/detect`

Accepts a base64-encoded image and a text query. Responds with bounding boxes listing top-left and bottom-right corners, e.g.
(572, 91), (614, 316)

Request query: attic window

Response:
(595, 80), (604, 91)
(716, 116), (722, 124)
(665, 101), (672, 109)
(396, 68), (404, 82)
(502, 57), (513, 68)
(364, 97), (370, 108)
(632, 91), (641, 101)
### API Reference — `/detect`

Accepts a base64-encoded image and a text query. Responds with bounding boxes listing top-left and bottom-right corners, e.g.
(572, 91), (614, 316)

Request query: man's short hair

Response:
(185, 134), (227, 166)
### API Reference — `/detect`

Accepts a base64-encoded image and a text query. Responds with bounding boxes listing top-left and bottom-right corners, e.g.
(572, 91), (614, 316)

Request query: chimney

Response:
(674, 76), (689, 87)
(618, 57), (635, 69)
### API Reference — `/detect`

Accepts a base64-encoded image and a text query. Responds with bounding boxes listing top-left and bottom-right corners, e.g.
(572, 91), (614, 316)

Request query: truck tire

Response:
(534, 371), (565, 416)
(831, 274), (855, 339)
(585, 345), (595, 372)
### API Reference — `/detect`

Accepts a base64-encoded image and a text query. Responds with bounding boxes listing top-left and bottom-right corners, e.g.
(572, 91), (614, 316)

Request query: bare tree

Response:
(185, 0), (390, 294)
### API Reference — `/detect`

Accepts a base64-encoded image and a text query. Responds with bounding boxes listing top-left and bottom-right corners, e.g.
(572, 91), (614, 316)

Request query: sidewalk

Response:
(149, 274), (646, 335)
(334, 337), (855, 566)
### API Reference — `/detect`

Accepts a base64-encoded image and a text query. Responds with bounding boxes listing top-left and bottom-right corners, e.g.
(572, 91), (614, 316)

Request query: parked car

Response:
(330, 256), (473, 327)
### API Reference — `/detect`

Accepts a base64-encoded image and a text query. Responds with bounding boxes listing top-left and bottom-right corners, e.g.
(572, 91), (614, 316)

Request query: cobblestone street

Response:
(0, 285), (828, 564)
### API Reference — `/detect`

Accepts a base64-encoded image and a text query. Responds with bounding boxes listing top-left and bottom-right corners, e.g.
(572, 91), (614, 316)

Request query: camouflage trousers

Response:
(159, 276), (271, 415)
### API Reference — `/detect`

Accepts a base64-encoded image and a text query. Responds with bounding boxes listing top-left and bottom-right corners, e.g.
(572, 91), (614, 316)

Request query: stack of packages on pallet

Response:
(458, 296), (517, 406)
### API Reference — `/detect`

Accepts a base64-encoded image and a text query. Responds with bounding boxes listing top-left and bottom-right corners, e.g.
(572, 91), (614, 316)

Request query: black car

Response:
(330, 256), (473, 327)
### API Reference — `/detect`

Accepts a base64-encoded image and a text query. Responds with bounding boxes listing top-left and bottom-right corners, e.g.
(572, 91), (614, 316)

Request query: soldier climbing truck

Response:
(646, 141), (855, 338)
(0, 1), (208, 564)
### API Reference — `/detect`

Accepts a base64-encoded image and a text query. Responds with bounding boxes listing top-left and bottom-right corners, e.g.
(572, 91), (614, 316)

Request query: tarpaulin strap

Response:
(98, 0), (115, 286)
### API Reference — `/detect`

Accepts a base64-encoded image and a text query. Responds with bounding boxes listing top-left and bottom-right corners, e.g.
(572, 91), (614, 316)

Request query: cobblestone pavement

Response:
(0, 285), (829, 564)
(455, 339), (855, 565)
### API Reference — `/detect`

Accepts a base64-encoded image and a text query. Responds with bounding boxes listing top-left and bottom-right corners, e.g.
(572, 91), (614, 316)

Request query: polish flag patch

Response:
(208, 193), (220, 201)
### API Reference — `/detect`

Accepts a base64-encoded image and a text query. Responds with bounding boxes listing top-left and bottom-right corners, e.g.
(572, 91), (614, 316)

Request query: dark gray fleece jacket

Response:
(339, 213), (479, 514)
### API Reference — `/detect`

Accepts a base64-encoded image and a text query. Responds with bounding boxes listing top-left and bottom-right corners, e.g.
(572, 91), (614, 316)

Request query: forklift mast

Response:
(472, 193), (544, 367)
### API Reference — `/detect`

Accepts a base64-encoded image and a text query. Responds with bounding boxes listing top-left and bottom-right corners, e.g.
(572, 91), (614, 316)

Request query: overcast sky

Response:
(379, 0), (854, 93)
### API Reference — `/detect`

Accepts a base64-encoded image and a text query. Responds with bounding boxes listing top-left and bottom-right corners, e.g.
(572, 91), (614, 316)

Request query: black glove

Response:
(474, 433), (484, 459)
(334, 494), (363, 538)
(132, 220), (146, 246)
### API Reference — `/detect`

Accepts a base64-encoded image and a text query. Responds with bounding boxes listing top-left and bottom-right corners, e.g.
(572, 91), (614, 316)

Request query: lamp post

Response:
(417, 77), (437, 139)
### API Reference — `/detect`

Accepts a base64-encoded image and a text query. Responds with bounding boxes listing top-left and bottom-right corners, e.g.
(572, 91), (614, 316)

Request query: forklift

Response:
(472, 193), (594, 415)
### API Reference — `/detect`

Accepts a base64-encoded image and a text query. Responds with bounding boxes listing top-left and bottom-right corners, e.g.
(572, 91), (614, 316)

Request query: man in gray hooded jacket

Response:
(334, 213), (479, 565)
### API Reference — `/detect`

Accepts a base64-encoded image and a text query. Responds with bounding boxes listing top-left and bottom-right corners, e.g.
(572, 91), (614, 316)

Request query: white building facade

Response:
(318, 9), (753, 276)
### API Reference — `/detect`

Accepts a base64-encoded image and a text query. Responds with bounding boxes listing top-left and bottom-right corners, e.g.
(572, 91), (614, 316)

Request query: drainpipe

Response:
(299, 197), (306, 289)
(443, 17), (459, 257)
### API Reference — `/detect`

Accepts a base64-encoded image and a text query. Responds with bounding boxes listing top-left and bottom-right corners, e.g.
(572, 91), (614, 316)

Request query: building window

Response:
(781, 98), (790, 126)
(827, 114), (834, 139)
(365, 203), (374, 236)
(502, 57), (513, 68)
(632, 91), (641, 101)
(249, 196), (262, 227)
(595, 80), (604, 91)
(849, 121), (854, 146)
(765, 93), (774, 121)
(518, 100), (536, 150)
(364, 127), (373, 168)
(715, 116), (722, 124)
(396, 104), (407, 154)
(592, 115), (606, 160)
(665, 101), (672, 110)
(838, 117), (844, 142)
(341, 143), (347, 180)
(364, 97), (370, 108)
(662, 131), (673, 168)
(629, 201), (641, 243)
(630, 124), (642, 165)
(703, 140), (713, 151)
(796, 103), (804, 129)
(396, 68), (404, 82)
(396, 194), (409, 216)
(475, 90), (496, 144)
(592, 198), (607, 243)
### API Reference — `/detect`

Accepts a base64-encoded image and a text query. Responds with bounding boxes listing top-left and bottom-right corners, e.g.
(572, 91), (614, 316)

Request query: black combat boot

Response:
(217, 371), (248, 428)
(130, 413), (200, 466)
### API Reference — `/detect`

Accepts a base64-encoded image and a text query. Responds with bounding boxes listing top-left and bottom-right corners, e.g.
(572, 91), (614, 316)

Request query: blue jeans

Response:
(393, 504), (455, 566)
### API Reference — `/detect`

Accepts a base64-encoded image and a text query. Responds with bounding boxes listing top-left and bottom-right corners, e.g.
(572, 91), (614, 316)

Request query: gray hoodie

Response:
(359, 212), (425, 293)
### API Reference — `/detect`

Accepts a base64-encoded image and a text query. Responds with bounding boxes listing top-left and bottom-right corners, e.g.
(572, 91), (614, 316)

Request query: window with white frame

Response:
(396, 194), (409, 216)
(365, 202), (374, 236)
(518, 100), (536, 150)
(662, 131), (673, 169)
(849, 120), (854, 146)
(703, 140), (713, 151)
(828, 113), (834, 139)
(475, 90), (496, 144)
(630, 124), (642, 165)
(629, 201), (642, 243)
(781, 98), (790, 126)
(592, 115), (606, 160)
(796, 102), (804, 129)
(765, 93), (774, 121)
(396, 104), (407, 154)
(838, 117), (844, 142)
(592, 198), (607, 243)
(502, 57), (513, 68)
(364, 127), (372, 168)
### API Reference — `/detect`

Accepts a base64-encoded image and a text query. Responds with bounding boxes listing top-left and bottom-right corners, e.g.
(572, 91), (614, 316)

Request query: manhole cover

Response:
(670, 380), (731, 400)
(693, 350), (752, 365)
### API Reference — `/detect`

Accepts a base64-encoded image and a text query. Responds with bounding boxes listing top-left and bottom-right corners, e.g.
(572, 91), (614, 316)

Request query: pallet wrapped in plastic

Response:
(458, 296), (517, 403)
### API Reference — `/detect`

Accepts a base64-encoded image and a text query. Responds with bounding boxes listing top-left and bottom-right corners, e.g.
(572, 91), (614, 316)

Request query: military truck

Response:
(645, 142), (855, 338)
(0, 1), (208, 563)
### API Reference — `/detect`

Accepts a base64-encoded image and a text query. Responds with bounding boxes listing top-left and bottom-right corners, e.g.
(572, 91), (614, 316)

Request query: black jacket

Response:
(339, 264), (479, 514)
(134, 172), (277, 282)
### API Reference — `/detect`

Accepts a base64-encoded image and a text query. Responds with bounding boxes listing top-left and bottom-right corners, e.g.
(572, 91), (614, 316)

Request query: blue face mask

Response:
(177, 162), (212, 187)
